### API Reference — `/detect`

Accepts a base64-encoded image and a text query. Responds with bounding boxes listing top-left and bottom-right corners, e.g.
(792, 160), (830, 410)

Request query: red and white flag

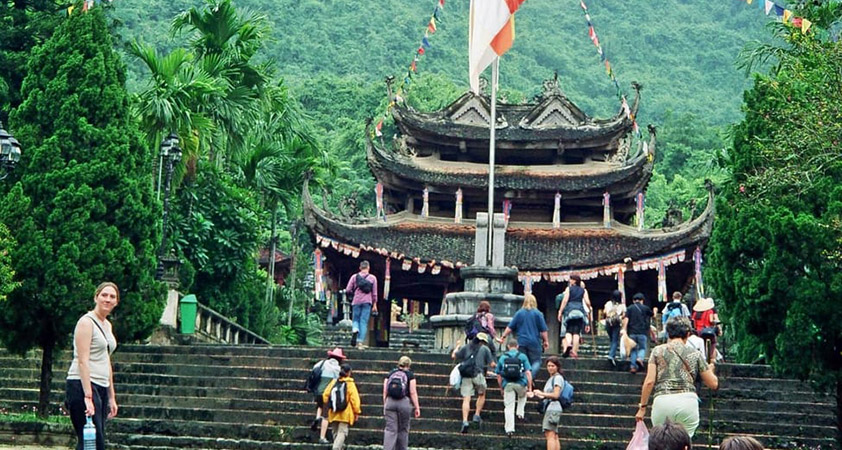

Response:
(469, 0), (526, 94)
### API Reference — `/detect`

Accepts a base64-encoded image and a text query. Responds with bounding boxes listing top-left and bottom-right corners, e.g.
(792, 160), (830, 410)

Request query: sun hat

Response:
(693, 297), (715, 312)
(476, 332), (490, 343)
(327, 347), (347, 360)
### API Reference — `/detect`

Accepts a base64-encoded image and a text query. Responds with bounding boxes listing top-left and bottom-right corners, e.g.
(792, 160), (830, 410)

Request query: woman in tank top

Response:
(65, 282), (119, 450)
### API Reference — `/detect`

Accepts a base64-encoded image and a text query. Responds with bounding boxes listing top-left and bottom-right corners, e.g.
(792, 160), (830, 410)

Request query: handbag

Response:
(536, 398), (550, 414)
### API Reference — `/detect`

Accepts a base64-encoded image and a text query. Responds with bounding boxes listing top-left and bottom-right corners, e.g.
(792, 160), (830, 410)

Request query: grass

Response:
(0, 406), (71, 425)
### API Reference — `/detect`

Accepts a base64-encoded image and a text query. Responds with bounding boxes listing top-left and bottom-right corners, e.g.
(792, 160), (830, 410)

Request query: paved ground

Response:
(0, 446), (68, 449)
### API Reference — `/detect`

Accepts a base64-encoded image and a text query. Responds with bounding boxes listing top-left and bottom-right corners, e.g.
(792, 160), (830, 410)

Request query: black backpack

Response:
(386, 370), (409, 399)
(328, 380), (348, 412)
(464, 312), (489, 339)
(356, 274), (373, 294)
(304, 360), (324, 393)
(501, 353), (524, 381)
(458, 347), (480, 377)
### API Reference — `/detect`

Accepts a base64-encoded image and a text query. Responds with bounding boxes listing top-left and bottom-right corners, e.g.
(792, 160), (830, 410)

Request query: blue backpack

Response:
(559, 377), (574, 410)
(664, 302), (685, 322)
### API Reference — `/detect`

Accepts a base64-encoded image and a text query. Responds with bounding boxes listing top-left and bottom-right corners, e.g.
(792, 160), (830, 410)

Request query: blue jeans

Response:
(352, 303), (372, 343)
(522, 345), (543, 377)
(606, 324), (620, 360)
(629, 334), (648, 369)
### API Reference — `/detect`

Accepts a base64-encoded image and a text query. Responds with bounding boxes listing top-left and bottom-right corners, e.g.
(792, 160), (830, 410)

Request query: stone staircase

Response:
(321, 326), (437, 352)
(0, 341), (838, 450)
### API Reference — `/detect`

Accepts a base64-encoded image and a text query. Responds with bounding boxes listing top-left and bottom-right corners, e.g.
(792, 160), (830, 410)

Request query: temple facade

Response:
(303, 78), (713, 349)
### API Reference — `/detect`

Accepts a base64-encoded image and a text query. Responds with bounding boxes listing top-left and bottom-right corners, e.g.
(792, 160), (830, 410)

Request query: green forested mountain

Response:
(114, 0), (770, 126)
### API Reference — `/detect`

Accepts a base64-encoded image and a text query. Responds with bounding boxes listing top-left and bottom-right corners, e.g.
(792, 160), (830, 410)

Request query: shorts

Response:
(565, 318), (584, 335)
(459, 373), (487, 397)
(542, 409), (561, 432)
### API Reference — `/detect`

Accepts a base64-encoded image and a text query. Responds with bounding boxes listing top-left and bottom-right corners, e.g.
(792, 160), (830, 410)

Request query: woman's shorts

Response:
(565, 318), (584, 335)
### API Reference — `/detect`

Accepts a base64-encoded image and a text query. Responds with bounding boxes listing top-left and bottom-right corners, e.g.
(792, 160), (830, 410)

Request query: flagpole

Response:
(486, 57), (499, 265)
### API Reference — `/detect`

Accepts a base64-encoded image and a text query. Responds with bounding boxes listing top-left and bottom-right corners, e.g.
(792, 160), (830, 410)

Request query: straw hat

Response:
(693, 297), (715, 312)
(476, 332), (490, 343)
(327, 347), (347, 360)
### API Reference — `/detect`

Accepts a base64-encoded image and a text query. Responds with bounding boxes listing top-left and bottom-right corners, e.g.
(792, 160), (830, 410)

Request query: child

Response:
(322, 363), (361, 450)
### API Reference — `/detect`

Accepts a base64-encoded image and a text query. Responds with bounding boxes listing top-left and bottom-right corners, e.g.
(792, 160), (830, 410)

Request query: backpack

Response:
(559, 378), (575, 410)
(501, 353), (524, 381)
(665, 302), (685, 322)
(304, 360), (324, 393)
(355, 274), (373, 294)
(386, 370), (409, 399)
(464, 312), (489, 340)
(328, 380), (348, 412)
(458, 347), (480, 378)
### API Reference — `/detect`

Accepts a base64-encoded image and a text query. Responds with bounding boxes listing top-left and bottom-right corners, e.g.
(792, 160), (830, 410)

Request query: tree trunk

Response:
(38, 342), (54, 418)
(837, 379), (841, 449)
(265, 204), (278, 306)
(286, 222), (299, 328)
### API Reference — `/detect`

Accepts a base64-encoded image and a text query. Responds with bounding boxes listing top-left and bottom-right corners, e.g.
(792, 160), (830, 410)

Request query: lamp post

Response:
(155, 133), (181, 281)
(0, 122), (22, 181)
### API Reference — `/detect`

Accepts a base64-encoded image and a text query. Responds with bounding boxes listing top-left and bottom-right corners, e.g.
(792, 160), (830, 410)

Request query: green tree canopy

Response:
(0, 5), (165, 416)
(708, 21), (842, 392)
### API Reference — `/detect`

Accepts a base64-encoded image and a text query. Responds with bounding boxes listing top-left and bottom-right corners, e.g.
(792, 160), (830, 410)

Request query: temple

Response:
(303, 77), (713, 349)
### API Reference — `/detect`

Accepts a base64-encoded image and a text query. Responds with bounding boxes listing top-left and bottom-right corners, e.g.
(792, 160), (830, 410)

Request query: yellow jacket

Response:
(322, 376), (362, 425)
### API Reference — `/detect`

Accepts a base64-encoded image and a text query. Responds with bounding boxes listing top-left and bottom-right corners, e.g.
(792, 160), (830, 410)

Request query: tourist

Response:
(345, 260), (378, 349)
(312, 347), (347, 444)
(661, 292), (691, 341)
(494, 338), (532, 437)
(452, 332), (495, 433)
(530, 356), (564, 450)
(623, 292), (654, 373)
(649, 419), (693, 450)
(635, 317), (719, 437)
(466, 300), (497, 356)
(603, 290), (626, 366)
(556, 274), (592, 359)
(322, 363), (362, 450)
(65, 282), (120, 450)
(496, 294), (549, 377)
(719, 436), (765, 450)
(382, 356), (421, 450)
(691, 297), (720, 363)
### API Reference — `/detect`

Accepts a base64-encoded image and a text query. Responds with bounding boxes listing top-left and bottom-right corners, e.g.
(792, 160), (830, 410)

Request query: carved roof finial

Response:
(541, 73), (564, 99)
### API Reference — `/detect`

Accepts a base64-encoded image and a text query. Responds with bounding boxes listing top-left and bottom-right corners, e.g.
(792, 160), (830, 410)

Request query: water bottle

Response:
(83, 416), (96, 450)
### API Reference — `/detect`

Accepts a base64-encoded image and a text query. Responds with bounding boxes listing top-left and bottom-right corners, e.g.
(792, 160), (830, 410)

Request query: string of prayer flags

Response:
(370, 0), (447, 139)
(738, 0), (814, 35)
(579, 0), (640, 136)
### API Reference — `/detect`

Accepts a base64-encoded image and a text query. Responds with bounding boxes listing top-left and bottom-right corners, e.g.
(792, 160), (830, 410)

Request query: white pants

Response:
(651, 392), (700, 437)
(503, 383), (527, 433)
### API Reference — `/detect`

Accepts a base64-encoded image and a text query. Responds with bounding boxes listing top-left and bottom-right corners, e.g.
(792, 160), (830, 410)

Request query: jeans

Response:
(66, 379), (109, 450)
(629, 334), (648, 369)
(383, 396), (413, 450)
(352, 303), (372, 343)
(606, 324), (621, 360)
(522, 345), (543, 377)
(503, 383), (527, 433)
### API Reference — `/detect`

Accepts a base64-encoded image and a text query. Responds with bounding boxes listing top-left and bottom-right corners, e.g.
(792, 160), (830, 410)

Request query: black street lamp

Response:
(0, 121), (22, 181)
(155, 132), (182, 281)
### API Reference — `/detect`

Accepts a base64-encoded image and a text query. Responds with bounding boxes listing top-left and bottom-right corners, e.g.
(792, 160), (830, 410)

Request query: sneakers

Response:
(350, 330), (358, 347)
(310, 416), (322, 431)
(607, 357), (617, 367)
(318, 438), (330, 444)
(630, 367), (638, 374)
(472, 414), (483, 427)
(636, 359), (645, 371)
(356, 343), (368, 350)
(506, 431), (515, 438)
(461, 421), (470, 434)
(562, 346), (572, 358)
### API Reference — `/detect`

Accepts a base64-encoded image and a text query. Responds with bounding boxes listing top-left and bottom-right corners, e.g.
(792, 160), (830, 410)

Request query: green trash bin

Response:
(179, 294), (198, 334)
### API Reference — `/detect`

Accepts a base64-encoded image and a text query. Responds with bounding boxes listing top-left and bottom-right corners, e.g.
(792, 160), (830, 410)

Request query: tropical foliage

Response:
(708, 7), (842, 393)
(0, 6), (165, 416)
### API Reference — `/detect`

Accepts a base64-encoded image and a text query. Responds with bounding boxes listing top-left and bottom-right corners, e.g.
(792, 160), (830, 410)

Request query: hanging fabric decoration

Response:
(553, 192), (561, 228)
(603, 192), (611, 228)
(455, 188), (463, 224)
(402, 298), (408, 314)
(617, 266), (626, 303)
(383, 257), (392, 302)
(375, 182), (385, 220)
(636, 191), (645, 231)
(694, 246), (705, 299)
(503, 199), (512, 226)
(421, 187), (429, 218)
(657, 259), (668, 305)
(424, 302), (429, 315)
(314, 249), (324, 302)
